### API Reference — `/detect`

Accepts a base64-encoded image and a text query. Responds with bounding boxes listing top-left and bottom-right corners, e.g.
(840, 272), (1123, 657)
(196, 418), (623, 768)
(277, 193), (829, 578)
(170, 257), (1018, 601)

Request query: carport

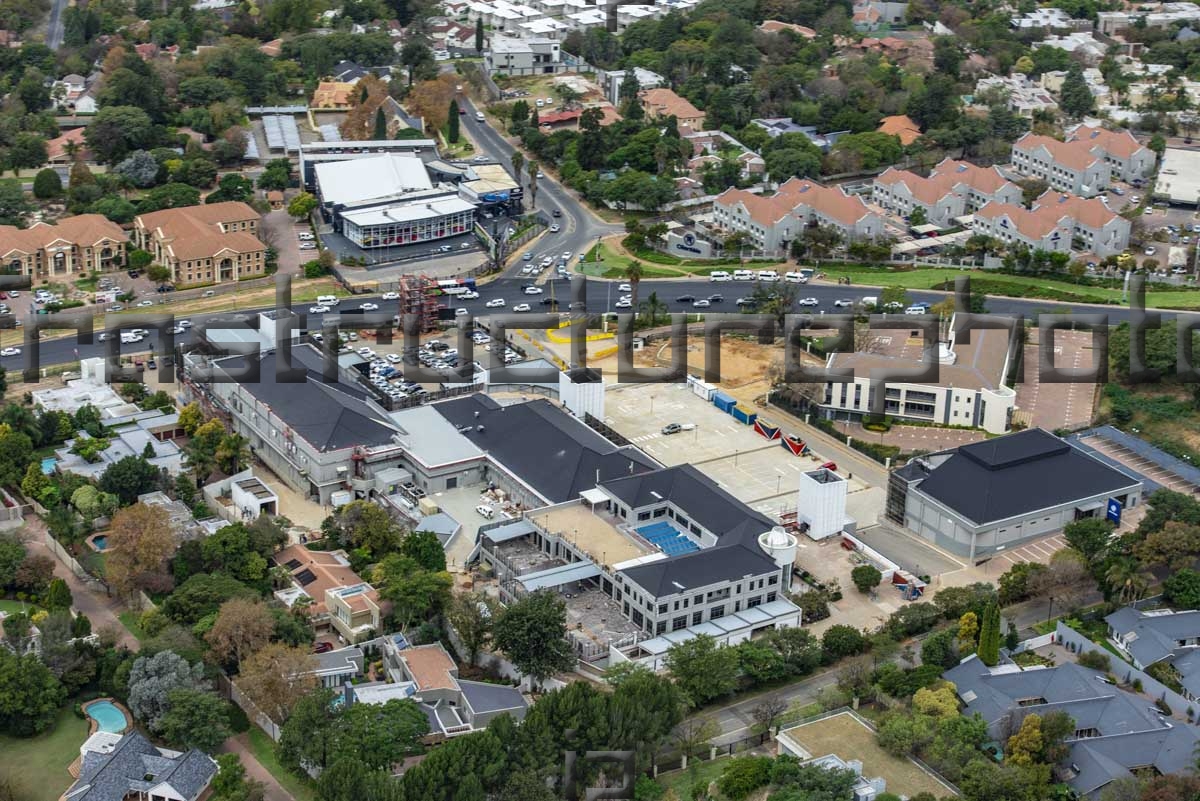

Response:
(516, 561), (601, 592)
(482, 520), (538, 544)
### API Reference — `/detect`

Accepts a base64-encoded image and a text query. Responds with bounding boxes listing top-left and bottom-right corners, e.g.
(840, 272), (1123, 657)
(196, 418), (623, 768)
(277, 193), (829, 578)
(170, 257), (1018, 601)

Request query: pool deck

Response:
(71, 700), (132, 779)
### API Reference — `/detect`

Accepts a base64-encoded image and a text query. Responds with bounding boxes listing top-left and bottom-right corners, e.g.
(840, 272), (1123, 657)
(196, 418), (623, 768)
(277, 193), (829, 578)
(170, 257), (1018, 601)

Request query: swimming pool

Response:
(85, 700), (129, 734)
(91, 535), (108, 551)
(40, 457), (57, 475)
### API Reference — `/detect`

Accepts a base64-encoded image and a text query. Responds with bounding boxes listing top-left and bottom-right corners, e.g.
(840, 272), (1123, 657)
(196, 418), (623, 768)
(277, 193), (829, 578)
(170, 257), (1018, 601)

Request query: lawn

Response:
(0, 599), (41, 615)
(659, 756), (731, 800)
(0, 706), (89, 801)
(245, 727), (317, 801)
(117, 611), (147, 642)
(816, 265), (1200, 309)
(779, 712), (958, 798)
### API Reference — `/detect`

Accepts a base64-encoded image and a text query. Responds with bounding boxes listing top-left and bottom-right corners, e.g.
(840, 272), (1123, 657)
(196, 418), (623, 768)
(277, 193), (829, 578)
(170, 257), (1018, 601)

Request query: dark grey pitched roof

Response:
(912, 428), (1141, 526)
(1104, 608), (1200, 668)
(67, 732), (217, 801)
(600, 464), (776, 548)
(619, 543), (779, 597)
(458, 679), (528, 714)
(216, 346), (398, 452)
(430, 394), (659, 503)
(1070, 725), (1200, 795)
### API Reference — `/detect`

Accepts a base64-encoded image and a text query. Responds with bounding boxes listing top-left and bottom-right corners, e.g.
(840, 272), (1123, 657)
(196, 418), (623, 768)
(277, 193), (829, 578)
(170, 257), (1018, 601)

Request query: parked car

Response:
(382, 291), (399, 300)
(661, 423), (682, 435)
(513, 303), (531, 312)
(797, 297), (819, 306)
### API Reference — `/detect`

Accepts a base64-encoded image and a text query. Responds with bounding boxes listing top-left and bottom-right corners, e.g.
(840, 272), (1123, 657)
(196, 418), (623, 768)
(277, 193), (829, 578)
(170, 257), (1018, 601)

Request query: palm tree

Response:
(1105, 558), (1148, 604)
(527, 161), (538, 208)
(511, 150), (525, 184)
(216, 432), (251, 475)
(641, 291), (666, 327)
(624, 259), (644, 310)
(182, 438), (216, 484)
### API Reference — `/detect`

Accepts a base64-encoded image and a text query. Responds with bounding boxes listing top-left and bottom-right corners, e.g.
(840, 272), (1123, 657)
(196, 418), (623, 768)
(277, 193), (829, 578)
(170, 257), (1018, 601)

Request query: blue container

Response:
(712, 391), (736, 413)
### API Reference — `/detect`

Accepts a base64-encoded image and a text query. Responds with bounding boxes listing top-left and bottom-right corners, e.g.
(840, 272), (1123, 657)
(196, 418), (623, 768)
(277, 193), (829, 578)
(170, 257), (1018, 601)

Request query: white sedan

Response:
(524, 286), (543, 295)
(455, 308), (469, 316)
(382, 292), (399, 300)
(485, 298), (506, 308)
(137, 300), (154, 307)
(833, 299), (854, 308)
(549, 224), (560, 233)
(561, 251), (573, 261)
(513, 303), (531, 312)
(614, 299), (633, 308)
(618, 283), (632, 292)
(170, 325), (186, 334)
(798, 297), (819, 307)
(359, 302), (379, 311)
(461, 291), (479, 299)
(0, 347), (18, 357)
(309, 305), (330, 313)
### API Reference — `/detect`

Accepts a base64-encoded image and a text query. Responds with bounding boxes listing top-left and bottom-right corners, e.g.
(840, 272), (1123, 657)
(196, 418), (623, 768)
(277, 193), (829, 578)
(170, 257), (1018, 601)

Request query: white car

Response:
(757, 271), (779, 282)
(513, 303), (531, 312)
(178, 320), (192, 328)
(485, 298), (506, 308)
(549, 224), (560, 233)
(170, 325), (185, 334)
(299, 243), (317, 250)
(524, 286), (543, 295)
(309, 305), (330, 313)
(386, 353), (402, 363)
(614, 299), (633, 308)
(298, 232), (315, 241)
(461, 291), (479, 299)
(137, 300), (154, 307)
(1144, 246), (1157, 256)
(833, 299), (854, 307)
(359, 302), (379, 311)
(0, 347), (19, 357)
(358, 347), (376, 358)
(456, 308), (469, 316)
(382, 292), (399, 300)
(523, 253), (534, 261)
(618, 283), (632, 292)
(798, 297), (819, 307)
(561, 251), (572, 261)
(692, 299), (711, 308)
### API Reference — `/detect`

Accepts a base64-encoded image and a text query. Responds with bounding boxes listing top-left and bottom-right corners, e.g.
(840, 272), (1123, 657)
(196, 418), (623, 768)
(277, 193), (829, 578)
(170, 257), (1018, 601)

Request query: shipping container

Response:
(712, 391), (736, 412)
(731, 405), (758, 425)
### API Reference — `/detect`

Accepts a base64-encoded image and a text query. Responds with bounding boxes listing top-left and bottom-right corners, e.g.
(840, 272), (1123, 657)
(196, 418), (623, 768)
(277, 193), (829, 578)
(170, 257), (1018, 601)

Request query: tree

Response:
(159, 688), (231, 751)
(178, 403), (205, 437)
(113, 150), (161, 188)
(401, 530), (446, 572)
(447, 100), (460, 143)
(99, 455), (162, 505)
(85, 106), (156, 164)
(237, 643), (317, 723)
(492, 590), (574, 686)
(1005, 713), (1043, 767)
(623, 259), (645, 312)
(332, 699), (429, 769)
(1136, 521), (1200, 570)
(1164, 568), (1200, 609)
(510, 150), (525, 184)
(717, 757), (773, 801)
(1060, 64), (1095, 117)
(821, 625), (866, 660)
(958, 611), (979, 647)
(1063, 518), (1113, 565)
(373, 554), (452, 632)
(0, 650), (66, 736)
(206, 598), (275, 670)
(0, 425), (32, 488)
(32, 168), (62, 199)
(161, 573), (256, 626)
(921, 628), (960, 670)
(527, 160), (539, 208)
(672, 715), (719, 758)
(752, 694), (788, 734)
(106, 503), (175, 600)
(474, 23), (483, 52)
(913, 683), (959, 718)
(977, 603), (1001, 666)
(664, 634), (740, 705)
(45, 578), (73, 611)
(908, 206), (928, 227)
(1105, 557), (1149, 605)
(210, 754), (265, 801)
(447, 592), (494, 665)
(850, 564), (882, 594)
(287, 192), (318, 220)
(128, 650), (207, 731)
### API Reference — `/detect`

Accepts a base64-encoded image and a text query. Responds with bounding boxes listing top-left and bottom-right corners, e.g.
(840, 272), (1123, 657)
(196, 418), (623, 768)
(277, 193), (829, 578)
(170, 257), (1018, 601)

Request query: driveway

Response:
(24, 518), (138, 650)
(221, 735), (295, 801)
(263, 210), (305, 274)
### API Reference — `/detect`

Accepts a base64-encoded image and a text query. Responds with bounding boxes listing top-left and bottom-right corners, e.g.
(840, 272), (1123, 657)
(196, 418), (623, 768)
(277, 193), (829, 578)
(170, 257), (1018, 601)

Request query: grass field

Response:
(0, 706), (89, 801)
(117, 611), (147, 642)
(779, 712), (958, 798)
(0, 599), (41, 615)
(659, 757), (731, 799)
(245, 727), (317, 801)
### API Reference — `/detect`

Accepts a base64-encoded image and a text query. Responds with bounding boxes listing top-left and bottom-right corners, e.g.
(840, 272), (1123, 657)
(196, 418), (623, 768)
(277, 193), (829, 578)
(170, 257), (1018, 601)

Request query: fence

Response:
(217, 674), (282, 742)
(651, 732), (772, 774)
(41, 527), (91, 581)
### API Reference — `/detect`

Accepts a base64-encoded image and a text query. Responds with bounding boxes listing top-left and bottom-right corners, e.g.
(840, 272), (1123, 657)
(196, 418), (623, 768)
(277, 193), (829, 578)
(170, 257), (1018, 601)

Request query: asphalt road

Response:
(1, 278), (1180, 371)
(45, 0), (68, 49)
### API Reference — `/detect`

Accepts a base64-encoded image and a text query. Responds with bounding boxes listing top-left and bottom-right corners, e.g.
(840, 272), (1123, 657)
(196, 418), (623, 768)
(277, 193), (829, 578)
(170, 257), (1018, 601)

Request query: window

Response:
(768, 575), (778, 585)
(694, 594), (703, 605)
(658, 604), (667, 614)
(673, 615), (687, 631)
(656, 621), (667, 634)
(638, 511), (651, 521)
(747, 596), (761, 608)
(710, 605), (725, 619)
(692, 611), (702, 625)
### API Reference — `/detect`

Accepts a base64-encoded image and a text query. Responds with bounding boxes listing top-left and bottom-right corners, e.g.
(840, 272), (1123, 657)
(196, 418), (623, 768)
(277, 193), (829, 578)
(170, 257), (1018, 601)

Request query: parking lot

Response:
(1013, 328), (1097, 431)
(992, 532), (1066, 569)
(1078, 434), (1198, 494)
(604, 384), (879, 522)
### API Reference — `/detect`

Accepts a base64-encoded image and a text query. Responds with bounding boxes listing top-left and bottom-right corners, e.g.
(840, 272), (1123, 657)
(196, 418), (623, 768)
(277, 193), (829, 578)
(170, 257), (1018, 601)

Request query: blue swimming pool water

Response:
(92, 535), (108, 551)
(86, 701), (128, 733)
(40, 457), (57, 475)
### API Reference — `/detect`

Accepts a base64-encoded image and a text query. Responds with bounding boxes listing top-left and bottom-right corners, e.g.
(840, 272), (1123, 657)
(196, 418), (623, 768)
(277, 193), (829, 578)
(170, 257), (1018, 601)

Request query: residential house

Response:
(51, 74), (87, 109)
(271, 543), (382, 641)
(890, 428), (1142, 557)
(63, 732), (217, 801)
(1034, 32), (1108, 64)
(1010, 132), (1112, 196)
(1107, 607), (1200, 700)
(639, 87), (706, 133)
(485, 36), (563, 76)
(975, 74), (1060, 118)
(1033, 189), (1131, 257)
(876, 114), (922, 146)
(259, 38), (282, 56)
(1011, 7), (1089, 28)
(0, 214), (126, 280)
(381, 640), (529, 737)
(1041, 68), (1112, 107)
(852, 0), (908, 30)
(758, 19), (816, 37)
(132, 201), (266, 285)
(944, 657), (1200, 798)
(312, 81), (357, 109)
(55, 409), (186, 479)
(872, 167), (967, 227)
(713, 177), (882, 254)
(0, 30), (21, 48)
(684, 130), (765, 182)
(1067, 124), (1157, 182)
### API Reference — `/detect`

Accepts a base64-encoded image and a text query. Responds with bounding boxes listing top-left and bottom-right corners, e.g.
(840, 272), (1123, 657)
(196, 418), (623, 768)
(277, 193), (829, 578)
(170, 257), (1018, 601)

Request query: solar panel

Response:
(295, 568), (317, 586)
(285, 558), (302, 570)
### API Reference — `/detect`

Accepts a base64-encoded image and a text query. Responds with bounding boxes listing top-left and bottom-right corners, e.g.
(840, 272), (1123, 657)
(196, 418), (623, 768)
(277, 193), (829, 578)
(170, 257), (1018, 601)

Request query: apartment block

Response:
(972, 201), (1073, 253)
(1011, 132), (1112, 196)
(133, 201), (266, 285)
(1067, 124), (1157, 182)
(713, 178), (882, 254)
(872, 168), (966, 227)
(1033, 189), (1131, 257)
(0, 215), (126, 281)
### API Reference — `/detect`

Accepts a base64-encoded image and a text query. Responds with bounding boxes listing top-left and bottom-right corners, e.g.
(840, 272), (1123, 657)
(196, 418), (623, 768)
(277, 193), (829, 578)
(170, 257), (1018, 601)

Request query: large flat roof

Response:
(341, 196), (476, 226)
(528, 503), (651, 569)
(1155, 148), (1200, 204)
(388, 404), (485, 467)
(314, 154), (433, 206)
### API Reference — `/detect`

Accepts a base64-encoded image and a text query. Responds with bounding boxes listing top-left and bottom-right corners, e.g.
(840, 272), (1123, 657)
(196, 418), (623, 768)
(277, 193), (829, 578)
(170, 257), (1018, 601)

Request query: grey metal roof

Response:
(215, 346), (398, 452)
(458, 679), (528, 715)
(67, 732), (216, 801)
(482, 520), (538, 543)
(913, 428), (1141, 526)
(388, 404), (485, 467)
(430, 394), (658, 504)
(517, 561), (601, 592)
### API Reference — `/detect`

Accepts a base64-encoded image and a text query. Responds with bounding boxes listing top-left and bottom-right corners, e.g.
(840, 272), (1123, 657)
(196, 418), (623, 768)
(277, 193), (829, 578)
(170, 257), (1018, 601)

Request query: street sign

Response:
(1106, 498), (1122, 525)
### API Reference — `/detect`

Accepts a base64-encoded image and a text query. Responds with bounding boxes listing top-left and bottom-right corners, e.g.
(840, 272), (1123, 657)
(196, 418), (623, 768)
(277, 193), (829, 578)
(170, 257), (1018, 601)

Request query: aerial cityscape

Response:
(2, 0), (1200, 798)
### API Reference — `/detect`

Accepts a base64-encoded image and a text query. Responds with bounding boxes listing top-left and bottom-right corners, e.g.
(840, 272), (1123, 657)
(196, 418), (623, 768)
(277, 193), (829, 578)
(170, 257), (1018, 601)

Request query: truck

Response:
(1169, 246), (1188, 270)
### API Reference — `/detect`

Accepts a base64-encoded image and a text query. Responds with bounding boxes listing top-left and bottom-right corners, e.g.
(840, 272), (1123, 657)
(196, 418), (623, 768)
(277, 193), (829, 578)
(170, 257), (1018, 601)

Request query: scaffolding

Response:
(397, 274), (441, 333)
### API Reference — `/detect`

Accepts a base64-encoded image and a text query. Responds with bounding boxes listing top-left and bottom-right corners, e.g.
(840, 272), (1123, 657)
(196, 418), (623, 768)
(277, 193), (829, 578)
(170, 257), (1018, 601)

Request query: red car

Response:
(821, 461), (838, 472)
(312, 642), (334, 654)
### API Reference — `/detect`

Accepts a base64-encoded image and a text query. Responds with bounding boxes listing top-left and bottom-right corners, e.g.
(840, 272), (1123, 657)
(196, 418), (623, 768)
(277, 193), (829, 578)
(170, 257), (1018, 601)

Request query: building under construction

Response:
(397, 274), (441, 333)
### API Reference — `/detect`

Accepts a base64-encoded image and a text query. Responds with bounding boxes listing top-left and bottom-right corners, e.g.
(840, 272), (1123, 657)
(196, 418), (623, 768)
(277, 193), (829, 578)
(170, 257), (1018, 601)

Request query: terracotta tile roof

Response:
(538, 109), (581, 125)
(46, 127), (88, 161)
(312, 81), (355, 108)
(1033, 189), (1122, 229)
(976, 200), (1066, 239)
(715, 187), (796, 226)
(1014, 133), (1101, 172)
(400, 644), (458, 691)
(0, 214), (126, 257)
(259, 39), (282, 57)
(931, 158), (1017, 195)
(758, 20), (817, 37)
(877, 114), (922, 146)
(876, 167), (958, 205)
(594, 103), (623, 126)
(1069, 124), (1149, 160)
(639, 88), (704, 123)
(272, 543), (374, 617)
(777, 177), (873, 226)
(135, 202), (263, 262)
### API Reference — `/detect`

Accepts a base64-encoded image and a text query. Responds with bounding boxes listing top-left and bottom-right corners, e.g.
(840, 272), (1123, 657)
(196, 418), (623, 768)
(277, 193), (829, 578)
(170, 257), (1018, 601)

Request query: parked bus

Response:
(434, 278), (477, 296)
